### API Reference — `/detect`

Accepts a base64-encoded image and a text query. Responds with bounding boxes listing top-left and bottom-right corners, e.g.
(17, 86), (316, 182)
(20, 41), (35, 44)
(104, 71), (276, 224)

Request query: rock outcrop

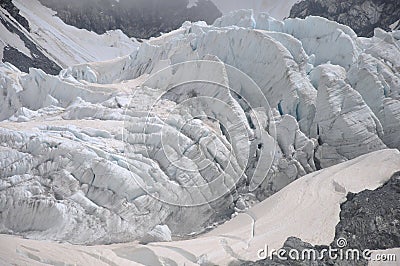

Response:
(290, 0), (400, 37)
(0, 0), (30, 31)
(335, 172), (400, 251)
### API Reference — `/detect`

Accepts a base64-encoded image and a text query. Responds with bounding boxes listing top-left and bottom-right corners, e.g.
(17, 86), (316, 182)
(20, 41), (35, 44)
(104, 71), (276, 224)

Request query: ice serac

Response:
(348, 30), (400, 149)
(283, 16), (360, 70)
(0, 9), (400, 246)
(0, 149), (399, 265)
(311, 64), (386, 167)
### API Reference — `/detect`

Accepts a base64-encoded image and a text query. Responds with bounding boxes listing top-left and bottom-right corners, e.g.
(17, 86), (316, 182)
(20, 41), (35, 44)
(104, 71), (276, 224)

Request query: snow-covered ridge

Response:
(0, 9), (400, 248)
(0, 0), (139, 73)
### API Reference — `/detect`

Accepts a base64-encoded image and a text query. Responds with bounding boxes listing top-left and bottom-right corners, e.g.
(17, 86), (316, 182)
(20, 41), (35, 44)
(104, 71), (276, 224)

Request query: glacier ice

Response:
(1, 149), (399, 265)
(0, 10), (400, 245)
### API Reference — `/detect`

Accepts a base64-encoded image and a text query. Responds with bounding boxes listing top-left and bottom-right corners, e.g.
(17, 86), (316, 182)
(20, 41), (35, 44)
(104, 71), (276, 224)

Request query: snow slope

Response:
(0, 149), (399, 265)
(14, 0), (139, 66)
(0, 0), (138, 72)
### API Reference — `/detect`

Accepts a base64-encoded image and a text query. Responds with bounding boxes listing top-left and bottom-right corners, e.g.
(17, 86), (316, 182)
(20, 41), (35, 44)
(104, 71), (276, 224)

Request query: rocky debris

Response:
(289, 0), (400, 37)
(1, 44), (60, 75)
(335, 172), (400, 251)
(38, 0), (222, 39)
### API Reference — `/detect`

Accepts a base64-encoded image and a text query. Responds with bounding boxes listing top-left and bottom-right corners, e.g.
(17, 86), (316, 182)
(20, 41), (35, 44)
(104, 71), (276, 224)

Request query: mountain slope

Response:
(38, 0), (222, 39)
(0, 10), (399, 248)
(0, 0), (61, 74)
(0, 0), (139, 74)
(290, 0), (400, 37)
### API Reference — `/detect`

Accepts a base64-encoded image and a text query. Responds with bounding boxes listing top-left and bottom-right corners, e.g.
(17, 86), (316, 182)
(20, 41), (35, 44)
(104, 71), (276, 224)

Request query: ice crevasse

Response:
(0, 10), (400, 244)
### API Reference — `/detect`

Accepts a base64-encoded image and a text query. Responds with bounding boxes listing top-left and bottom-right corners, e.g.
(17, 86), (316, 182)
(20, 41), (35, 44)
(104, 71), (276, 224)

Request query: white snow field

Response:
(0, 8), (400, 265)
(0, 0), (139, 68)
(1, 149), (399, 265)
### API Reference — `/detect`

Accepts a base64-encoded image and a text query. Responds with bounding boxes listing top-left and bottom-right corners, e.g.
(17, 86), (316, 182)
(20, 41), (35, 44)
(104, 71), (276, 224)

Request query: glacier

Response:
(0, 0), (139, 72)
(1, 149), (399, 265)
(0, 9), (400, 251)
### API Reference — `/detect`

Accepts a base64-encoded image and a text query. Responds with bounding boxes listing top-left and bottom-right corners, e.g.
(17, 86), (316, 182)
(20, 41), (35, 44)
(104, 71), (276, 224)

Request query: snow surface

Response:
(211, 0), (300, 19)
(0, 0), (139, 68)
(0, 8), (400, 264)
(0, 149), (399, 265)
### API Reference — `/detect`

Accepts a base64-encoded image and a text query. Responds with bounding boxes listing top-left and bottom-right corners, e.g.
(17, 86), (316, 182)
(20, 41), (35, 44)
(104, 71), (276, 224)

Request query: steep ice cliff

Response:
(0, 10), (400, 247)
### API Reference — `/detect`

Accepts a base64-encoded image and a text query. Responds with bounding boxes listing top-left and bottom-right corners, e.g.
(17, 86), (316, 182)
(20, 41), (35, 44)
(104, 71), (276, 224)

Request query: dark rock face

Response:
(0, 14), (61, 75)
(289, 0), (400, 37)
(0, 0), (30, 32)
(38, 0), (222, 39)
(237, 237), (367, 266)
(335, 172), (400, 250)
(0, 0), (220, 74)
